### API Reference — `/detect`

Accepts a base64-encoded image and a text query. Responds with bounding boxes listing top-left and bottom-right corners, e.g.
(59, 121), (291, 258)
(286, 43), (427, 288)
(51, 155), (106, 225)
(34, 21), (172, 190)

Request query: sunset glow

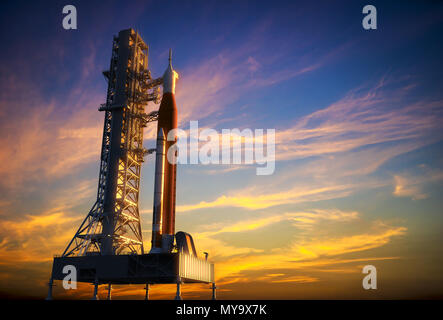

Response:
(0, 0), (442, 300)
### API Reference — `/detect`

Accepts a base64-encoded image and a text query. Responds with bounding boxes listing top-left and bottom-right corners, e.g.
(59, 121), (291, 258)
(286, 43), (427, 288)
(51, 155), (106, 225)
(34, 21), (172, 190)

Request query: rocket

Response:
(151, 50), (179, 253)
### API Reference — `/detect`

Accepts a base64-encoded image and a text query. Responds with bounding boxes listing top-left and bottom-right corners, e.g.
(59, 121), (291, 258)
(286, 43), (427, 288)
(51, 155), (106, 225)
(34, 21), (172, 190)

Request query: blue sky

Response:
(0, 0), (442, 299)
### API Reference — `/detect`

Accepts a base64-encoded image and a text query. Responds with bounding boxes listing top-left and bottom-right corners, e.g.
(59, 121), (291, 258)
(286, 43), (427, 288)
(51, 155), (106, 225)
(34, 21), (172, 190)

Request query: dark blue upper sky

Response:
(1, 0), (442, 126)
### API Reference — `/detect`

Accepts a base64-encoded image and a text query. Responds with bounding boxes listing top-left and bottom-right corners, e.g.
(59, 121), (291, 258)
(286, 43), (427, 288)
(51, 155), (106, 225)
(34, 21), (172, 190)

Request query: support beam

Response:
(92, 278), (99, 300)
(107, 283), (112, 300)
(145, 283), (150, 300)
(174, 281), (182, 300)
(211, 282), (217, 300)
(45, 277), (53, 300)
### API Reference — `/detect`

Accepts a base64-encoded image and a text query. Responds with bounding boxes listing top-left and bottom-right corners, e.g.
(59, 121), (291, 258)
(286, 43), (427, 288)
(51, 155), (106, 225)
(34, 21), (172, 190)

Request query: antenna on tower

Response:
(169, 48), (172, 65)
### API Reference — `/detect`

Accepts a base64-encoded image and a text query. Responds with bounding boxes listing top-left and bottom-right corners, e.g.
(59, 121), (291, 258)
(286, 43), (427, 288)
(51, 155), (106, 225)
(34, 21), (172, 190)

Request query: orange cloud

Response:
(176, 205), (407, 288)
(212, 226), (406, 284)
(0, 212), (81, 264)
(198, 209), (358, 237)
(393, 167), (443, 200)
(289, 226), (407, 259)
(178, 184), (352, 212)
(0, 103), (102, 190)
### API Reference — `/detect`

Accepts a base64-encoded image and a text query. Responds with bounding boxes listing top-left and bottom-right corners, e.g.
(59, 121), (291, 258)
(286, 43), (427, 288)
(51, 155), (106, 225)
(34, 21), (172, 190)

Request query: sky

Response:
(0, 0), (442, 299)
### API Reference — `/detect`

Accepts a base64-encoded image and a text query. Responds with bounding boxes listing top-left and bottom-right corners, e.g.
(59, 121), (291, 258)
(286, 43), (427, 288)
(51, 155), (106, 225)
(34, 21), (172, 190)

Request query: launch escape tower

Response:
(47, 29), (215, 300)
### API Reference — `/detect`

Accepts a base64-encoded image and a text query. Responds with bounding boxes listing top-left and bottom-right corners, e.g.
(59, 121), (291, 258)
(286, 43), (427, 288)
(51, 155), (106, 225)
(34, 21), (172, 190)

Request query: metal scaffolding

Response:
(62, 29), (161, 257)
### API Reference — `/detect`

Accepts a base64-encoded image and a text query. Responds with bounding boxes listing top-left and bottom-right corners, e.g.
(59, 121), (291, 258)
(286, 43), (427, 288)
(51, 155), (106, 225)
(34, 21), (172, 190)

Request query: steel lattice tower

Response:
(62, 29), (161, 257)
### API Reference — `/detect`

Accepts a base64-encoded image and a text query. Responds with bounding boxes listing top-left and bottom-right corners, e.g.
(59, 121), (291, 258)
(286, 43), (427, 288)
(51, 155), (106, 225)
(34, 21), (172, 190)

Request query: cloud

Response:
(212, 224), (406, 284)
(288, 226), (407, 260)
(178, 184), (352, 212)
(179, 209), (360, 263)
(0, 212), (81, 264)
(0, 35), (107, 191)
(181, 207), (406, 286)
(393, 166), (443, 200)
(246, 62), (321, 87)
(257, 274), (319, 283)
(393, 175), (428, 200)
(198, 209), (358, 236)
(174, 51), (317, 126)
(0, 200), (10, 209)
(246, 56), (261, 72)
(0, 178), (95, 265)
(148, 36), (327, 138)
(176, 54), (238, 124)
(176, 78), (443, 214)
(0, 91), (103, 190)
(276, 81), (443, 161)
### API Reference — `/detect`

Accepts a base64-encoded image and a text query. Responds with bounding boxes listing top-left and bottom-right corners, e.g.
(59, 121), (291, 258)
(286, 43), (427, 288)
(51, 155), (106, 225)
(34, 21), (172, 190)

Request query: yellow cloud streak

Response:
(0, 212), (81, 264)
(197, 209), (358, 240)
(178, 185), (352, 212)
(212, 226), (406, 283)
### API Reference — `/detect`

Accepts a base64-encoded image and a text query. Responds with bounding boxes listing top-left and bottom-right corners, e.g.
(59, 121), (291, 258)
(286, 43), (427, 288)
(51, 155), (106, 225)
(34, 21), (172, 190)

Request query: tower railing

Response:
(178, 252), (214, 283)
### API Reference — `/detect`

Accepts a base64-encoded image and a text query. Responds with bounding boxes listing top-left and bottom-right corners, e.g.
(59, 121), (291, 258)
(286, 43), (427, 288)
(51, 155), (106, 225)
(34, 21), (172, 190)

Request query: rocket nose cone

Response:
(158, 128), (165, 139)
(163, 49), (179, 94)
